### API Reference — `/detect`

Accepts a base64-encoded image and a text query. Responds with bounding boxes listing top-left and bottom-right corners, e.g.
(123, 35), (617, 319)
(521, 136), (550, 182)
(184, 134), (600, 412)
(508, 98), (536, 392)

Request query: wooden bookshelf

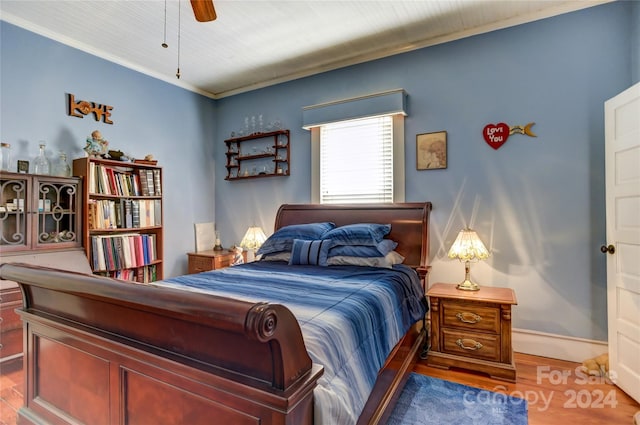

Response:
(73, 157), (164, 282)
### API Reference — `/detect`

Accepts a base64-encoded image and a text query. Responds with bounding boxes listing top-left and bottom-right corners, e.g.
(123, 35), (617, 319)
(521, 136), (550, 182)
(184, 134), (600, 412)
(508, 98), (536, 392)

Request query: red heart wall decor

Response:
(483, 123), (510, 150)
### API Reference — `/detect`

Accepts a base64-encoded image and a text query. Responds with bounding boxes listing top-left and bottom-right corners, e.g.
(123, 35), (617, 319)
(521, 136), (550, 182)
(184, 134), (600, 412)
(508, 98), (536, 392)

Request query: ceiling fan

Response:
(190, 0), (217, 22)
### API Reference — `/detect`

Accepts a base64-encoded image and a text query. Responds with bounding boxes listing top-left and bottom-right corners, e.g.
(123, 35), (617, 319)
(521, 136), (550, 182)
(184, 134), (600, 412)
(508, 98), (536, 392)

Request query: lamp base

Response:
(457, 279), (480, 291)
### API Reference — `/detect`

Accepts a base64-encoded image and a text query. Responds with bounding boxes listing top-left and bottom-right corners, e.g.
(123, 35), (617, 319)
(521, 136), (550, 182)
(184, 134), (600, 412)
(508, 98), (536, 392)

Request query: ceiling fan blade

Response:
(190, 0), (217, 22)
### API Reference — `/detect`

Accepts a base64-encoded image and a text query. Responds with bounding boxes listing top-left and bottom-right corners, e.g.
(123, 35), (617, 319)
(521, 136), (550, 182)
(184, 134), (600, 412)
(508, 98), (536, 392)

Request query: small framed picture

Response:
(416, 131), (447, 170)
(17, 160), (29, 173)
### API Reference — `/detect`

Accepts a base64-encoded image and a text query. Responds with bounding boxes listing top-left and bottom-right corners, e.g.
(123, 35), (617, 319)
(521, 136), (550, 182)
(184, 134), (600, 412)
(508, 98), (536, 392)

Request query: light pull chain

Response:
(162, 0), (168, 48)
(176, 0), (181, 79)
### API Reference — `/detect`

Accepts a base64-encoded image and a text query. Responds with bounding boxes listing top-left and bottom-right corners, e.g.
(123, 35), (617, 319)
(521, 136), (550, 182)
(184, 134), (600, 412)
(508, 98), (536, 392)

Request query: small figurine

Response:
(232, 246), (244, 265)
(84, 130), (109, 157)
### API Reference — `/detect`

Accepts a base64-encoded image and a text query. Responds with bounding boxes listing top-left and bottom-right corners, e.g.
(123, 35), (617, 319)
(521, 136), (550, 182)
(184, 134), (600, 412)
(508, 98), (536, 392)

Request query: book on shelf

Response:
(132, 174), (141, 196)
(90, 233), (158, 273)
(114, 200), (123, 228)
(97, 264), (156, 284)
(139, 169), (149, 196)
(114, 237), (125, 270)
(153, 169), (162, 195)
(124, 199), (133, 228)
(87, 200), (97, 230)
(131, 201), (140, 228)
(127, 236), (137, 267)
(102, 237), (114, 271)
(89, 161), (97, 193)
(145, 170), (155, 196)
(122, 234), (132, 268)
(97, 165), (110, 195)
(88, 162), (150, 197)
(134, 234), (144, 266)
(96, 199), (116, 230)
(154, 199), (162, 225)
(142, 234), (149, 264)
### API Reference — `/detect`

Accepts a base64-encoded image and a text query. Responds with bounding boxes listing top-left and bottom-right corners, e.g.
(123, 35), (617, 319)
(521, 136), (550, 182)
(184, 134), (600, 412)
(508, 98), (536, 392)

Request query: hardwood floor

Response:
(1, 353), (638, 424)
(415, 352), (639, 424)
(0, 360), (22, 425)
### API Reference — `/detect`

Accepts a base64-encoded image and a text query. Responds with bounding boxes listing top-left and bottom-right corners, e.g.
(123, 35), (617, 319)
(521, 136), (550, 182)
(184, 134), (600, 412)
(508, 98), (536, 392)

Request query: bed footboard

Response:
(0, 263), (322, 425)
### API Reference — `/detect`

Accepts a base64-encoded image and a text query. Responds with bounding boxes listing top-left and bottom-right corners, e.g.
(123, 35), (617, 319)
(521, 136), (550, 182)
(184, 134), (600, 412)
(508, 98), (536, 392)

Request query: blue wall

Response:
(0, 1), (636, 342)
(215, 2), (636, 342)
(0, 22), (217, 278)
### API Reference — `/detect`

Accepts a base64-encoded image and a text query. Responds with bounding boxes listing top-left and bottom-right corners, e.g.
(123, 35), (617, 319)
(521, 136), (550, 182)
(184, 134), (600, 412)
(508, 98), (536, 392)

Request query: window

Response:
(320, 116), (393, 203)
(310, 114), (405, 204)
(303, 89), (407, 204)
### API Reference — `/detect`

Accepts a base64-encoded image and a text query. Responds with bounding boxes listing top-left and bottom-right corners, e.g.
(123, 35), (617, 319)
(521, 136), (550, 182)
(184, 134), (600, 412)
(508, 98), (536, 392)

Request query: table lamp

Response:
(240, 226), (267, 261)
(447, 228), (490, 291)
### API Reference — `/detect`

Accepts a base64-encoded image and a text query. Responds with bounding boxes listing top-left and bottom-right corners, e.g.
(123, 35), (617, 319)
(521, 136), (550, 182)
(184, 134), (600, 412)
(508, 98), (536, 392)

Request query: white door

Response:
(605, 82), (640, 404)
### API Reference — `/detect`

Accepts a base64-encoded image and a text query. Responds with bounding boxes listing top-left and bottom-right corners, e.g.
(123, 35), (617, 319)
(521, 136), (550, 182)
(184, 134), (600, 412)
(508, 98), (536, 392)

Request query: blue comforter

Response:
(160, 261), (427, 425)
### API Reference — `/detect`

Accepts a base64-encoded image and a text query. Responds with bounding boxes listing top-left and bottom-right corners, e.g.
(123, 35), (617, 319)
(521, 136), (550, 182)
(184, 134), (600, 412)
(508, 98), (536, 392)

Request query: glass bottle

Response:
(1, 142), (11, 171)
(33, 143), (51, 175)
(52, 150), (72, 177)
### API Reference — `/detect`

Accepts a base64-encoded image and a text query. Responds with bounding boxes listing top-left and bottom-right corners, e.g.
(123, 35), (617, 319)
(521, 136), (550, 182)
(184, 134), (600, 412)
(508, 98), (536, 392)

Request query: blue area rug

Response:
(387, 373), (528, 425)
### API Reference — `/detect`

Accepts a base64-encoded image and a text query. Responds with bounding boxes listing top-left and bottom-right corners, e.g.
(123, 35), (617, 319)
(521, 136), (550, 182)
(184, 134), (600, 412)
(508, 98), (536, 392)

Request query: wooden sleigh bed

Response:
(0, 202), (432, 425)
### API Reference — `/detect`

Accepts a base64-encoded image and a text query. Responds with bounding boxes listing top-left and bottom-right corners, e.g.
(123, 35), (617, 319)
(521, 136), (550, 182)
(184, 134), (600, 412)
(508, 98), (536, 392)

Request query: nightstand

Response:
(187, 250), (245, 274)
(426, 283), (517, 382)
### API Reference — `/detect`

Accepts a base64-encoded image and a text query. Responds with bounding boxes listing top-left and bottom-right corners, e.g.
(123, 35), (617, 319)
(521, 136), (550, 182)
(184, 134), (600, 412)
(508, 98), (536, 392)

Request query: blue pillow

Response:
(289, 239), (333, 266)
(321, 223), (391, 246)
(257, 222), (335, 256)
(329, 239), (398, 257)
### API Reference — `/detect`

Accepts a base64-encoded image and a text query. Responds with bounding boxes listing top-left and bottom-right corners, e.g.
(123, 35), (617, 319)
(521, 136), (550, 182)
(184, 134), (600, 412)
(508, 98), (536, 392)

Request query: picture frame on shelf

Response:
(17, 160), (29, 173)
(416, 131), (447, 170)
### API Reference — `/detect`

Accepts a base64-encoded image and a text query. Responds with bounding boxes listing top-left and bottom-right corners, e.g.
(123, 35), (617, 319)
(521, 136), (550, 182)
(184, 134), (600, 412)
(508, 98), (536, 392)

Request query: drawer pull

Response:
(456, 338), (483, 351)
(456, 312), (482, 324)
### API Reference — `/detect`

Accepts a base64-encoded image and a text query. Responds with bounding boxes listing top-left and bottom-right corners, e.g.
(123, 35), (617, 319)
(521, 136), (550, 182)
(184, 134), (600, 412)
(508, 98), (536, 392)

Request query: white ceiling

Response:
(1, 0), (609, 99)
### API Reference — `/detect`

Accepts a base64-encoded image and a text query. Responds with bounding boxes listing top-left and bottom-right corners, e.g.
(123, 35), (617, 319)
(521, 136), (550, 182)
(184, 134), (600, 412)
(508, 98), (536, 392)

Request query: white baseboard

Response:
(513, 328), (608, 363)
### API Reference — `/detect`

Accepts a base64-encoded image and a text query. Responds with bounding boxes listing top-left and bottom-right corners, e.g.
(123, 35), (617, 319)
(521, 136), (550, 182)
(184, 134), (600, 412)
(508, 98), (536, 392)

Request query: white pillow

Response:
(326, 251), (405, 268)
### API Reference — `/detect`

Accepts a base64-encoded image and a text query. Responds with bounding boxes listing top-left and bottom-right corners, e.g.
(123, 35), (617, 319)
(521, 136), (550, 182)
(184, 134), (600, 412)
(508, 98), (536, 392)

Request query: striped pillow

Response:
(289, 239), (333, 266)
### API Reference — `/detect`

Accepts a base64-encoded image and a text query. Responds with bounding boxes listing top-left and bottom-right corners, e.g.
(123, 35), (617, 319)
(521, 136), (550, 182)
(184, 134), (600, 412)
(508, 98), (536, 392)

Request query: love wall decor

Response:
(67, 93), (114, 124)
(483, 122), (536, 150)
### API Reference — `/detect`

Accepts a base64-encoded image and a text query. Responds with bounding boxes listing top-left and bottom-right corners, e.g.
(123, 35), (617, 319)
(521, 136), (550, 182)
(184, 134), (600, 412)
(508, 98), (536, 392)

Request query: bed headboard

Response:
(274, 202), (432, 277)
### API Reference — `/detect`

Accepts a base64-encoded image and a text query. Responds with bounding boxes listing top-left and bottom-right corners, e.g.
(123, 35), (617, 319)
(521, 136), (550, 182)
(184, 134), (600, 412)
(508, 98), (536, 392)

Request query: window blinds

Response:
(320, 115), (393, 204)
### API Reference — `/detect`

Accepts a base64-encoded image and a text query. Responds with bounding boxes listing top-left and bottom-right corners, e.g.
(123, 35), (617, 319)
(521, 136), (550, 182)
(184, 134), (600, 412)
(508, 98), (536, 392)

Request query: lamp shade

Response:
(447, 228), (490, 262)
(240, 226), (267, 250)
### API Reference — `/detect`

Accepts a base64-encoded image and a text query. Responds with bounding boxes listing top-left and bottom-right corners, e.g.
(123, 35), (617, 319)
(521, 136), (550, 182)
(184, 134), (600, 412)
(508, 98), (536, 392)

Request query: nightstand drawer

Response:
(441, 301), (500, 333)
(214, 255), (233, 269)
(187, 250), (242, 274)
(441, 328), (500, 362)
(189, 256), (215, 273)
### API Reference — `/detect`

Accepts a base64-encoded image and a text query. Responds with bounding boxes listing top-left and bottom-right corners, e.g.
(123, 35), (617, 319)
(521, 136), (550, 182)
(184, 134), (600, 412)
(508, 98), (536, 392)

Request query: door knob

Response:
(600, 244), (615, 254)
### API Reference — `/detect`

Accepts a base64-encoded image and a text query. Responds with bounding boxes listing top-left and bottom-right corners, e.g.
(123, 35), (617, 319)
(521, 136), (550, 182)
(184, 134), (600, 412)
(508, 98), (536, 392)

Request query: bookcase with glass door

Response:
(0, 171), (83, 363)
(0, 171), (82, 253)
